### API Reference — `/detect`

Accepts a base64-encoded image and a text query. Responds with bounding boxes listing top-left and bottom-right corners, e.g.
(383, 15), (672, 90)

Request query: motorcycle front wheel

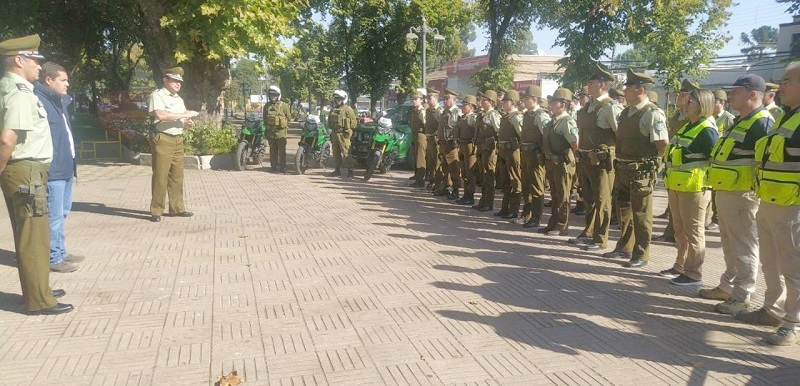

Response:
(363, 149), (382, 182)
(235, 141), (249, 171)
(294, 146), (308, 174)
(318, 140), (332, 168)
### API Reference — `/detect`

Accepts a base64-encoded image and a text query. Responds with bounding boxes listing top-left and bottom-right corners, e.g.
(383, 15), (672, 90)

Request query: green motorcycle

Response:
(360, 117), (403, 182)
(235, 117), (267, 171)
(294, 115), (332, 174)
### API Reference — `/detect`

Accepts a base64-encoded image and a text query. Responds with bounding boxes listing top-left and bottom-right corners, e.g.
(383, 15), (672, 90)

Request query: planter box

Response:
(123, 146), (234, 170)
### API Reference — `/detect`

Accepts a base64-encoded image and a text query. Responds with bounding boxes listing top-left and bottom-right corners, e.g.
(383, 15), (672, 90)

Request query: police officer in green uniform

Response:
(713, 90), (736, 132)
(603, 69), (669, 268)
(472, 90), (502, 212)
(327, 89), (358, 178)
(263, 85), (292, 173)
(494, 90), (524, 219)
(539, 88), (579, 235)
(409, 89), (427, 188)
(764, 82), (783, 120)
(424, 89), (443, 189)
(0, 34), (71, 314)
(434, 88), (460, 198)
(455, 95), (478, 205)
(148, 66), (198, 222)
(516, 85), (551, 228)
(571, 63), (623, 251)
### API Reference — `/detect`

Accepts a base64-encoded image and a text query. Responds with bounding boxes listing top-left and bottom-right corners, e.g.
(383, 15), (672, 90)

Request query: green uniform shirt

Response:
(628, 98), (669, 142)
(263, 100), (292, 138)
(714, 110), (736, 132)
(0, 72), (53, 163)
(148, 87), (187, 135)
(552, 111), (579, 144)
(587, 94), (623, 132)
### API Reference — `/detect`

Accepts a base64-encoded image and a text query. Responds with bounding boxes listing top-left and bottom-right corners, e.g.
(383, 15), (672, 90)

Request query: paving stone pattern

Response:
(1, 136), (799, 385)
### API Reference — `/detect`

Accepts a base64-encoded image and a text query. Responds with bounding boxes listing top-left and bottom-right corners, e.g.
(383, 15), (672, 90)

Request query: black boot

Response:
(502, 193), (521, 219)
(328, 169), (341, 177)
(446, 188), (460, 200)
(494, 194), (510, 217)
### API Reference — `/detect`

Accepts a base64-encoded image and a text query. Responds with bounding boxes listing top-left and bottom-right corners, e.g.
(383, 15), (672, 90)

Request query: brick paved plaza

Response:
(1, 134), (799, 385)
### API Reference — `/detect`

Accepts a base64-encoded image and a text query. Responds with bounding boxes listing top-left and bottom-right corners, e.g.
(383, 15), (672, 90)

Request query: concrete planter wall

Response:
(124, 147), (234, 170)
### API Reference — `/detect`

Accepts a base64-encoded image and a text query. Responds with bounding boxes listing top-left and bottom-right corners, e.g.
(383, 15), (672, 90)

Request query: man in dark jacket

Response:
(34, 62), (84, 273)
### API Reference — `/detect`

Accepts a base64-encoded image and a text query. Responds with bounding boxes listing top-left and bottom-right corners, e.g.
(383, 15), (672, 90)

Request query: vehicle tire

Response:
(294, 146), (307, 174)
(379, 156), (392, 174)
(234, 141), (249, 171)
(363, 150), (382, 182)
(318, 140), (332, 168)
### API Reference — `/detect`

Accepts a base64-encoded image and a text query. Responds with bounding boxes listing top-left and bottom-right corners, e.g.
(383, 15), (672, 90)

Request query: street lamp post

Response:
(406, 17), (445, 89)
(258, 76), (267, 112)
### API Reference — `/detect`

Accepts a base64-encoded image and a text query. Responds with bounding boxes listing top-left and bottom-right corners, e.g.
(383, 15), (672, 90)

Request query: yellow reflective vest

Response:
(708, 109), (772, 191)
(755, 110), (800, 206)
(664, 117), (715, 192)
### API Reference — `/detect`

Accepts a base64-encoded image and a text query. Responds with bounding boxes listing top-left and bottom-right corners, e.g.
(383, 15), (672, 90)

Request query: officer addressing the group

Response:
(148, 66), (198, 223)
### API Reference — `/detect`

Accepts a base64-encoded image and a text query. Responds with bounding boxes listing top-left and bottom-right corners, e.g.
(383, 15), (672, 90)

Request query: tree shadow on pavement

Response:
(305, 172), (800, 384)
(72, 202), (152, 220)
(0, 249), (16, 268)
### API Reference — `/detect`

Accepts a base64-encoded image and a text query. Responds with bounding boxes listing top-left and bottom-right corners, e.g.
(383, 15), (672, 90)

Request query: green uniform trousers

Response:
(267, 137), (287, 169)
(150, 133), (186, 216)
(545, 159), (576, 231)
(580, 160), (615, 247)
(458, 142), (477, 197)
(440, 141), (459, 190)
(520, 150), (546, 223)
(425, 135), (439, 182)
(331, 130), (354, 169)
(1, 162), (57, 312)
(498, 147), (522, 194)
(413, 132), (428, 182)
(478, 146), (497, 207)
(614, 164), (655, 261)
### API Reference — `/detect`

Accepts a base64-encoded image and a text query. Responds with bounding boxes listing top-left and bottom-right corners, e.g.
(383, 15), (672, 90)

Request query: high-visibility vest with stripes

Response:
(664, 117), (715, 192)
(755, 111), (800, 206)
(708, 109), (772, 191)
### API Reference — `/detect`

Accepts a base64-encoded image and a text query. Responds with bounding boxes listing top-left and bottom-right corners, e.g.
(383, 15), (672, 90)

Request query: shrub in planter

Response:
(182, 117), (238, 155)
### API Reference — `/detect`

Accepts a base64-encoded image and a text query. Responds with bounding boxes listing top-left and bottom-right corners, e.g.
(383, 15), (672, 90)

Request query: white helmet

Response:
(268, 85), (281, 100)
(416, 88), (427, 97)
(333, 89), (348, 104)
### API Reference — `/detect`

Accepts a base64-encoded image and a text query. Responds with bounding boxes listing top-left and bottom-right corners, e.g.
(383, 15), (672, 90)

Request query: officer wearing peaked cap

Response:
(455, 95), (479, 205)
(494, 90), (525, 219)
(515, 85), (551, 228)
(409, 89), (428, 187)
(0, 34), (73, 315)
(604, 69), (668, 268)
(713, 90), (735, 133)
(424, 88), (443, 189)
(572, 63), (623, 251)
(539, 88), (579, 235)
(473, 90), (502, 211)
(764, 82), (783, 120)
(434, 88), (461, 198)
(148, 66), (199, 220)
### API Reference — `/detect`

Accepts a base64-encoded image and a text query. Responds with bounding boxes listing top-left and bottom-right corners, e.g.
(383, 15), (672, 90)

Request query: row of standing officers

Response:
(408, 65), (666, 270)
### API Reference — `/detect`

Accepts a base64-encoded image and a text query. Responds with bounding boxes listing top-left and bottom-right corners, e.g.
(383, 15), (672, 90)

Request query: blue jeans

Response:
(47, 178), (73, 265)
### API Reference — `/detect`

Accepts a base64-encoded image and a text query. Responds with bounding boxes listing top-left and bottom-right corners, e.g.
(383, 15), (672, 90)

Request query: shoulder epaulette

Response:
(16, 83), (30, 93)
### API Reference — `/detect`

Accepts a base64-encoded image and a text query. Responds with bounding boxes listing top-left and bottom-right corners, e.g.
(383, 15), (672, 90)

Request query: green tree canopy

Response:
(740, 25), (778, 60)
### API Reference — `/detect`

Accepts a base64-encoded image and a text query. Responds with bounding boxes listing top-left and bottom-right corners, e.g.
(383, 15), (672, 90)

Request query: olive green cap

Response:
(765, 82), (780, 92)
(624, 68), (654, 85)
(503, 89), (520, 102)
(523, 85), (542, 99)
(443, 88), (458, 98)
(164, 66), (184, 81)
(589, 63), (614, 82)
(462, 95), (477, 106)
(541, 97), (549, 108)
(713, 89), (727, 101)
(553, 88), (573, 101)
(680, 79), (700, 93)
(647, 90), (659, 103)
(0, 34), (44, 59)
(425, 87), (440, 96)
(478, 90), (498, 103)
(578, 86), (590, 96)
(609, 88), (624, 99)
